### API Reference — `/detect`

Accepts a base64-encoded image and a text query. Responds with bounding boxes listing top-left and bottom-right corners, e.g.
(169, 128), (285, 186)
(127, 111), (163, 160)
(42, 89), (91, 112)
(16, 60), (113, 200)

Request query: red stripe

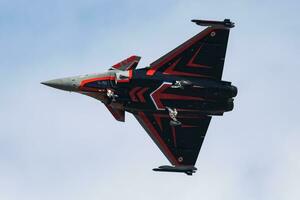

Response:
(136, 87), (149, 103)
(105, 105), (124, 122)
(129, 69), (133, 79)
(163, 58), (211, 78)
(127, 55), (138, 62)
(162, 57), (181, 75)
(164, 66), (212, 78)
(112, 55), (138, 70)
(80, 76), (115, 91)
(147, 28), (213, 76)
(117, 79), (129, 83)
(129, 87), (141, 102)
(151, 83), (204, 110)
(138, 112), (179, 165)
(186, 45), (211, 68)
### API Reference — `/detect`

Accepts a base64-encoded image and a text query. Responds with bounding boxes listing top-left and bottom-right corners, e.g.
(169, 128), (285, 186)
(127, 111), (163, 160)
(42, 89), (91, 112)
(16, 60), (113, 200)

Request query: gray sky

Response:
(1, 0), (300, 200)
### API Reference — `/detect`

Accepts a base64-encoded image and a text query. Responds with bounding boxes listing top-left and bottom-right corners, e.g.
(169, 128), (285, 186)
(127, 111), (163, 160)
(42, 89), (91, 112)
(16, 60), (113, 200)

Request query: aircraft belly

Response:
(122, 76), (234, 115)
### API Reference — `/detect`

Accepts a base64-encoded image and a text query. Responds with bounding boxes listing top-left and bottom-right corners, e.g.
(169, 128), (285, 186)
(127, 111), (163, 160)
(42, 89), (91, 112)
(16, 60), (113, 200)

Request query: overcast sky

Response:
(1, 0), (300, 200)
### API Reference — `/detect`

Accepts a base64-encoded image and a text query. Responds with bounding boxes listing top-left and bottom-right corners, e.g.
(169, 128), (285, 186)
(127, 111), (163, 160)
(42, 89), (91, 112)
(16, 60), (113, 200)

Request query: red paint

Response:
(163, 57), (211, 78)
(186, 45), (211, 68)
(165, 66), (212, 78)
(138, 112), (179, 165)
(136, 87), (149, 103)
(146, 28), (213, 76)
(80, 76), (115, 91)
(129, 87), (141, 102)
(112, 56), (139, 70)
(151, 83), (204, 110)
(163, 57), (181, 75)
(105, 105), (125, 122)
(129, 69), (133, 79)
(146, 69), (156, 76)
(117, 79), (129, 83)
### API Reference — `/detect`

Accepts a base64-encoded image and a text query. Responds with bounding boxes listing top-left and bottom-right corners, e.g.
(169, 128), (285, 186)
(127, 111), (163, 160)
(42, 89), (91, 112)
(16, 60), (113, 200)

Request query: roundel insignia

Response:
(210, 31), (216, 37)
(178, 156), (183, 162)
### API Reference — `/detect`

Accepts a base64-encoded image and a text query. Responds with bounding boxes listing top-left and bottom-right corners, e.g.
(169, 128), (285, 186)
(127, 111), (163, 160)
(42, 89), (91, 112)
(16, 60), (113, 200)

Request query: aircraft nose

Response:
(41, 77), (79, 92)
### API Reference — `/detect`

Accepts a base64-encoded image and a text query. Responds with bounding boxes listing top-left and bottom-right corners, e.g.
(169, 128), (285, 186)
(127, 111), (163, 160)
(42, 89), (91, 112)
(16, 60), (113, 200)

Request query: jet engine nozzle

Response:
(230, 85), (238, 97)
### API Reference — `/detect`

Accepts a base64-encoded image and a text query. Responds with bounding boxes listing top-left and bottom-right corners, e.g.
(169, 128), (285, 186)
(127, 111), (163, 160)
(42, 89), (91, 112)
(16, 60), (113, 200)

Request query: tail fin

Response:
(110, 55), (141, 71)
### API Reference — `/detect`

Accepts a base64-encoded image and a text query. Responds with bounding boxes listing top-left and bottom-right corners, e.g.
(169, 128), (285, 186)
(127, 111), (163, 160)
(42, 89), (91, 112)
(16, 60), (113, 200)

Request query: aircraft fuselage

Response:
(49, 68), (238, 117)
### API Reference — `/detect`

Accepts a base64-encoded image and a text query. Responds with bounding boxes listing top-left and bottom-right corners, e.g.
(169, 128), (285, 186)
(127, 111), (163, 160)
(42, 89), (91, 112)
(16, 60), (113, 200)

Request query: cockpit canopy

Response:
(84, 80), (112, 89)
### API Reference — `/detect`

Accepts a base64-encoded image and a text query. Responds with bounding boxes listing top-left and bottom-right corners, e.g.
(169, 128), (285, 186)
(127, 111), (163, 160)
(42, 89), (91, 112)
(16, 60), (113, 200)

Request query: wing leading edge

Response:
(134, 112), (211, 167)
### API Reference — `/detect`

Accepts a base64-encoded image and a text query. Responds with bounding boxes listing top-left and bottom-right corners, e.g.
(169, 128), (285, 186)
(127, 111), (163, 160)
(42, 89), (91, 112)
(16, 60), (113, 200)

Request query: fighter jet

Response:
(42, 19), (237, 175)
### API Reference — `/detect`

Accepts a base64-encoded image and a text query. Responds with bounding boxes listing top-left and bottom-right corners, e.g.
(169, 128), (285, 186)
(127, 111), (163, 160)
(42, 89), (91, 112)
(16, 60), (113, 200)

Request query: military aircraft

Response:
(42, 19), (237, 175)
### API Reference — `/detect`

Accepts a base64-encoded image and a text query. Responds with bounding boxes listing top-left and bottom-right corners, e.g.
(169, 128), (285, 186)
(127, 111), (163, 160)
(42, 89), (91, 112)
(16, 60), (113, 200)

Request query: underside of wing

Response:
(146, 26), (231, 80)
(134, 112), (211, 166)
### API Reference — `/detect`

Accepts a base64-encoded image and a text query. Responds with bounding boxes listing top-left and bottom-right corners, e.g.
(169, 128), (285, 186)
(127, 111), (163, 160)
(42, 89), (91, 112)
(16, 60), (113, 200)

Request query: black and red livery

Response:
(42, 19), (237, 175)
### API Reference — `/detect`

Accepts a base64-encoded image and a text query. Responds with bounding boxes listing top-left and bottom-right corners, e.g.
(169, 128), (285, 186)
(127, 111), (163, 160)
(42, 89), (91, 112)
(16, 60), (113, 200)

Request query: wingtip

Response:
(191, 18), (235, 28)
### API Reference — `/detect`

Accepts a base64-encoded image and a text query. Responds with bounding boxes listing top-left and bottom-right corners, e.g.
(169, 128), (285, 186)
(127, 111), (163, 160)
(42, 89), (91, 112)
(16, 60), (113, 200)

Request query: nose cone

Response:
(41, 77), (79, 92)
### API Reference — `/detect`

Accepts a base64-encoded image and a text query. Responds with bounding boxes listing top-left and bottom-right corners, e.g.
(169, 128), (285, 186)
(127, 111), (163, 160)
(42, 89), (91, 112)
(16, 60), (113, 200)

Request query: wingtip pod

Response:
(153, 165), (197, 176)
(191, 18), (235, 28)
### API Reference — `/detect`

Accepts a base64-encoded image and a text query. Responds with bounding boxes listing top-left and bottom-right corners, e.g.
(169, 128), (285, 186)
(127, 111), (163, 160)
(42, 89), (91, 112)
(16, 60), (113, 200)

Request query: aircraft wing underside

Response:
(134, 111), (211, 166)
(146, 27), (230, 80)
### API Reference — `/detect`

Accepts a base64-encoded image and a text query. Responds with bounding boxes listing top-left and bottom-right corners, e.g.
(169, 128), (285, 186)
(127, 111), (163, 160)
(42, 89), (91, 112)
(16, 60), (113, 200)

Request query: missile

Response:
(191, 18), (235, 28)
(153, 165), (197, 176)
